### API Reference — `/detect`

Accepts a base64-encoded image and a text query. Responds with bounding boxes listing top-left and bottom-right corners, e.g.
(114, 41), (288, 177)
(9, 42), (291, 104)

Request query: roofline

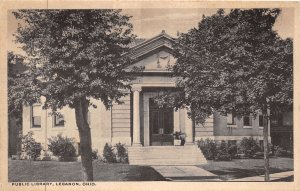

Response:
(130, 31), (176, 51)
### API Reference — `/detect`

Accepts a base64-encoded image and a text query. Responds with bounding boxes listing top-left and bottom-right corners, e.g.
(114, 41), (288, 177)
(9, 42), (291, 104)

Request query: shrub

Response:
(228, 144), (238, 159)
(215, 140), (232, 161)
(115, 142), (128, 163)
(197, 138), (217, 160)
(21, 131), (42, 160)
(273, 146), (293, 158)
(238, 137), (261, 158)
(48, 134), (77, 161)
(103, 143), (116, 163)
(92, 149), (99, 160)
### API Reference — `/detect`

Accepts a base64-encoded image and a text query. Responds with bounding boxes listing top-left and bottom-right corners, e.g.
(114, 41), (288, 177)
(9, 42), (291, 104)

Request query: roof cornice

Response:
(128, 30), (176, 59)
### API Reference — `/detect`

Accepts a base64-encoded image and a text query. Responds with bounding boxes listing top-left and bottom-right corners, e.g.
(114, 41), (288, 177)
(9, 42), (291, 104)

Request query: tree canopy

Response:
(11, 9), (138, 181)
(168, 8), (293, 181)
(12, 10), (138, 110)
(171, 9), (293, 123)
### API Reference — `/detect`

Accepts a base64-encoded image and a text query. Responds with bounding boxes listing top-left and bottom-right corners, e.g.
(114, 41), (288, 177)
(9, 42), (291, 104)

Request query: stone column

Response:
(132, 86), (142, 146)
(174, 109), (180, 132)
(185, 108), (194, 145)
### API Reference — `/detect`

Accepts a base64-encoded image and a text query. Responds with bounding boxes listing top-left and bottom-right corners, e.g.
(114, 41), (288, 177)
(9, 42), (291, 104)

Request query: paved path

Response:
(152, 166), (293, 182)
(229, 171), (294, 181)
(151, 165), (221, 181)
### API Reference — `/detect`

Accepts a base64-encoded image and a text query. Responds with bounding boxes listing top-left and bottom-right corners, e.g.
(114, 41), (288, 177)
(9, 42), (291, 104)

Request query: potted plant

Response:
(173, 131), (186, 146)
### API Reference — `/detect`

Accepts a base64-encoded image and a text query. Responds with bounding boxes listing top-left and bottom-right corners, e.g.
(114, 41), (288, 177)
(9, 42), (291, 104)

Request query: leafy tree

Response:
(8, 52), (29, 156)
(171, 9), (293, 181)
(12, 10), (138, 180)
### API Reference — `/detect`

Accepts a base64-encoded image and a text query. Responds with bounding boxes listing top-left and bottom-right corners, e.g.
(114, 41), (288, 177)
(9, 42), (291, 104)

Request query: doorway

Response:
(149, 98), (174, 146)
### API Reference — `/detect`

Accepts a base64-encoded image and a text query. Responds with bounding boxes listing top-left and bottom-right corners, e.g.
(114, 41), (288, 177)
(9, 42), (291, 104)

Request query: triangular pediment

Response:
(128, 31), (176, 72)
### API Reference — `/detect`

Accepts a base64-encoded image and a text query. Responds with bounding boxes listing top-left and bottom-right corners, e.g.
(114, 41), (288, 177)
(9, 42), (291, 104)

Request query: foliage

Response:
(215, 141), (232, 161)
(238, 137), (261, 158)
(273, 146), (293, 158)
(173, 131), (186, 146)
(170, 9), (292, 180)
(103, 143), (117, 163)
(8, 52), (31, 119)
(171, 9), (293, 123)
(21, 131), (42, 160)
(115, 143), (128, 163)
(12, 9), (140, 180)
(48, 134), (77, 161)
(228, 143), (238, 158)
(92, 149), (99, 160)
(173, 131), (183, 140)
(197, 139), (217, 160)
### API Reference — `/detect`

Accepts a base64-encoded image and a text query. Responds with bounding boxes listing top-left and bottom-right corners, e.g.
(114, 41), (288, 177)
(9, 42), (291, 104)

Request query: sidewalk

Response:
(229, 171), (294, 182)
(151, 165), (221, 181)
(152, 165), (293, 182)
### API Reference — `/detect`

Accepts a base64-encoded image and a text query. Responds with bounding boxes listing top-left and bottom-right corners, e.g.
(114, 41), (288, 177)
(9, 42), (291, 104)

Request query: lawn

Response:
(9, 160), (165, 182)
(198, 157), (293, 181)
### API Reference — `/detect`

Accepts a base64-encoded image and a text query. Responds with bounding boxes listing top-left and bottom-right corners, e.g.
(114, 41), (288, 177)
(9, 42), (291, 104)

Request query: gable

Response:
(130, 49), (175, 72)
(127, 31), (176, 72)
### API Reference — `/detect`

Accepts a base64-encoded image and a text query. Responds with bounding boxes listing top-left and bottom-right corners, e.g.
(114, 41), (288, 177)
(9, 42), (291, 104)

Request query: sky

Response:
(7, 8), (294, 54)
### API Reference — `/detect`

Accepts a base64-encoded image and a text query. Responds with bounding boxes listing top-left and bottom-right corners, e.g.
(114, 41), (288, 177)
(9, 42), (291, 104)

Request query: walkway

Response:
(151, 165), (221, 181)
(229, 171), (294, 181)
(152, 166), (293, 182)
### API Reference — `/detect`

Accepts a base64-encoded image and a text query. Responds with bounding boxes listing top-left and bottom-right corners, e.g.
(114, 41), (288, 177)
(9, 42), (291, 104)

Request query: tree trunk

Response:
(74, 97), (93, 181)
(263, 108), (270, 181)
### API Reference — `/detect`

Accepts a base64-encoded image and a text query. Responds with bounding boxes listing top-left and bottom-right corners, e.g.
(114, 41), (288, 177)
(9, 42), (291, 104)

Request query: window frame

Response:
(243, 115), (253, 128)
(227, 113), (238, 128)
(259, 115), (264, 127)
(31, 105), (42, 128)
(53, 114), (65, 127)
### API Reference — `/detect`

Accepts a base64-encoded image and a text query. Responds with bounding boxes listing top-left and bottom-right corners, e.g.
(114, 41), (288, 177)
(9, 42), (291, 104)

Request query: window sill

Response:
(52, 126), (66, 130)
(227, 125), (237, 128)
(243, 126), (253, 129)
(259, 126), (264, 129)
(31, 127), (41, 130)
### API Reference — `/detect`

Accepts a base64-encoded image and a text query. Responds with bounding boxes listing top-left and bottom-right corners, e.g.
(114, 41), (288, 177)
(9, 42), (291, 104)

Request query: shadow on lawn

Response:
(9, 160), (166, 182)
(120, 166), (166, 181)
(208, 167), (292, 181)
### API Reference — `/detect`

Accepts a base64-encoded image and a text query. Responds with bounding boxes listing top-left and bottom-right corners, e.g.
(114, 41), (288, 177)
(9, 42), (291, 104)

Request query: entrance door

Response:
(149, 99), (174, 146)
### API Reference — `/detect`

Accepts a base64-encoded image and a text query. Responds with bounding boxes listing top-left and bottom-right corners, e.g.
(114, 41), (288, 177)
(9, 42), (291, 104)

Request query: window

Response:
(259, 115), (264, 127)
(243, 115), (252, 127)
(31, 105), (41, 128)
(54, 114), (64, 127)
(227, 113), (236, 125)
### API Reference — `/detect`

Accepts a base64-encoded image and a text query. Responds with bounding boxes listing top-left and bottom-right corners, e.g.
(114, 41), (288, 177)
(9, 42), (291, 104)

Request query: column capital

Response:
(131, 85), (142, 92)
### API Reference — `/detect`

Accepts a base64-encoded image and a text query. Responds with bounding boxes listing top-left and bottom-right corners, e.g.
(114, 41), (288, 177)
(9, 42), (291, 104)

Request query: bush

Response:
(228, 144), (238, 159)
(21, 131), (42, 160)
(238, 137), (261, 158)
(48, 134), (77, 161)
(92, 149), (99, 160)
(273, 146), (293, 158)
(103, 143), (116, 163)
(115, 143), (129, 163)
(197, 139), (217, 160)
(215, 141), (232, 161)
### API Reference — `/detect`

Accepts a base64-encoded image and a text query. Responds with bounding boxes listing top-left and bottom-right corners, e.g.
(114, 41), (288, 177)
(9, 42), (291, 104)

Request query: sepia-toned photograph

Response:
(3, 2), (296, 189)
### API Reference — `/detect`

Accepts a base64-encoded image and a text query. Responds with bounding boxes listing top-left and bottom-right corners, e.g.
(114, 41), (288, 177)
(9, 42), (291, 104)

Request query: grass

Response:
(198, 157), (293, 181)
(9, 158), (293, 182)
(9, 159), (165, 182)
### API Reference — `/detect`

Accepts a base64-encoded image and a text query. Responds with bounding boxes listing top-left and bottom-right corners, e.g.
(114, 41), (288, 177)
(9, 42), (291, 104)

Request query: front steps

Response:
(128, 145), (207, 165)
